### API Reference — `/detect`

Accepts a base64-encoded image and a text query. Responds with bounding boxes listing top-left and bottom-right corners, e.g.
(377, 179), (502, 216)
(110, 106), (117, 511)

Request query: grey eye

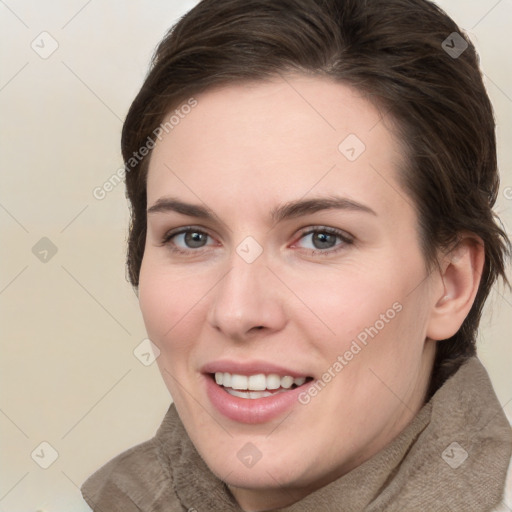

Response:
(183, 231), (209, 248)
(169, 230), (211, 249)
(298, 230), (342, 250)
(311, 232), (337, 249)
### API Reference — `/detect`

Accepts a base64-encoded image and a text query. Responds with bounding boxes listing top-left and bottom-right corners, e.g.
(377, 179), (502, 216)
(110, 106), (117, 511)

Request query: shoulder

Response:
(81, 437), (183, 511)
(493, 455), (512, 512)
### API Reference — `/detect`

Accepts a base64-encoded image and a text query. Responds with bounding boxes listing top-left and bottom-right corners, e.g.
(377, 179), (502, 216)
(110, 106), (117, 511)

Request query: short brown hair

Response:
(122, 0), (510, 394)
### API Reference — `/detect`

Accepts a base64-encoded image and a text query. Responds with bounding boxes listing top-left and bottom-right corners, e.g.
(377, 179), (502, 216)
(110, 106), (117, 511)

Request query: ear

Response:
(426, 236), (485, 341)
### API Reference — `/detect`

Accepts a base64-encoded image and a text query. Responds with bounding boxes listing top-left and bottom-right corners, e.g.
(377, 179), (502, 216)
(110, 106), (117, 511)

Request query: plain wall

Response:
(1, 1), (510, 510)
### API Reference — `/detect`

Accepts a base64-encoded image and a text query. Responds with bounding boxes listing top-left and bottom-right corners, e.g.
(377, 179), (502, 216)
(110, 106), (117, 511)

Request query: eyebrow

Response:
(146, 196), (376, 222)
(147, 197), (213, 218)
(270, 196), (377, 223)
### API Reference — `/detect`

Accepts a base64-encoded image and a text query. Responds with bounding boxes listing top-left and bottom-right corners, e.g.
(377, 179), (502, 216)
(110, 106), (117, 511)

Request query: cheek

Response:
(294, 260), (427, 371)
(292, 269), (402, 343)
(138, 268), (172, 342)
(138, 260), (206, 354)
(138, 262), (210, 405)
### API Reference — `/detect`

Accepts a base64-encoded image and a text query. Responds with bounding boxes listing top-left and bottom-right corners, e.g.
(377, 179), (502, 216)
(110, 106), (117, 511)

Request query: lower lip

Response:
(204, 375), (309, 424)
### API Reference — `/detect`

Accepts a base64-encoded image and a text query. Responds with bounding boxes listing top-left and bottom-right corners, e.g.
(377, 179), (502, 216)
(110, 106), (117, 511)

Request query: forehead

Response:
(146, 75), (409, 218)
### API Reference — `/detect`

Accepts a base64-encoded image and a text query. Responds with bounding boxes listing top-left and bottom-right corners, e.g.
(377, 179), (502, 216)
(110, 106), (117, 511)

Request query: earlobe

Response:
(426, 236), (485, 341)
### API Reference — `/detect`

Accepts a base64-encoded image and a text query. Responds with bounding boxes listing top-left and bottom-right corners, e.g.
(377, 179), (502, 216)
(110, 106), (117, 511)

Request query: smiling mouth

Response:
(211, 372), (313, 400)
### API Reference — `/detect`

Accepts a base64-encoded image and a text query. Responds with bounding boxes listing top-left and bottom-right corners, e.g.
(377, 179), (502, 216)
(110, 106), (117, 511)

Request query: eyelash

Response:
(160, 226), (217, 256)
(293, 226), (354, 255)
(160, 226), (354, 256)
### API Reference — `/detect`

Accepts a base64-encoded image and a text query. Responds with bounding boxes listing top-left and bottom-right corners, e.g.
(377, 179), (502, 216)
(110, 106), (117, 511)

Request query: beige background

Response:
(0, 1), (511, 510)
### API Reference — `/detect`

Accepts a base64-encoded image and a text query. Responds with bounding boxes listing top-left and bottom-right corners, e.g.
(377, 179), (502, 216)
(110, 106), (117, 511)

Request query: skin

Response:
(138, 75), (484, 511)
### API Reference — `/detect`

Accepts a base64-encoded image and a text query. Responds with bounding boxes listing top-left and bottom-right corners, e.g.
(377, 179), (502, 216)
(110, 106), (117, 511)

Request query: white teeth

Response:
(213, 372), (308, 392)
(266, 374), (281, 390)
(226, 388), (290, 399)
(248, 374), (267, 391)
(231, 374), (248, 390)
(281, 376), (294, 389)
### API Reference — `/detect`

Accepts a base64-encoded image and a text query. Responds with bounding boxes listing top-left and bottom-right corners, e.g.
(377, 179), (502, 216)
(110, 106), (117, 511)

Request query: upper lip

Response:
(201, 360), (310, 378)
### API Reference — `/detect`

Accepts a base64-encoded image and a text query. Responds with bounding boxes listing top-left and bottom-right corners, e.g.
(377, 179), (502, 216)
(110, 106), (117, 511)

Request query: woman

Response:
(82, 0), (512, 510)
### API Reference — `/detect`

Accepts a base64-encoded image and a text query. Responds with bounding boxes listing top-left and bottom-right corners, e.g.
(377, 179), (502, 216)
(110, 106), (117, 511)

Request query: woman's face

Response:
(139, 76), (440, 509)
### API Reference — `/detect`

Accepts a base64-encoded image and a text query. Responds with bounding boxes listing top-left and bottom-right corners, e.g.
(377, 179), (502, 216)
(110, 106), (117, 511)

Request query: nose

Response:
(207, 255), (287, 341)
